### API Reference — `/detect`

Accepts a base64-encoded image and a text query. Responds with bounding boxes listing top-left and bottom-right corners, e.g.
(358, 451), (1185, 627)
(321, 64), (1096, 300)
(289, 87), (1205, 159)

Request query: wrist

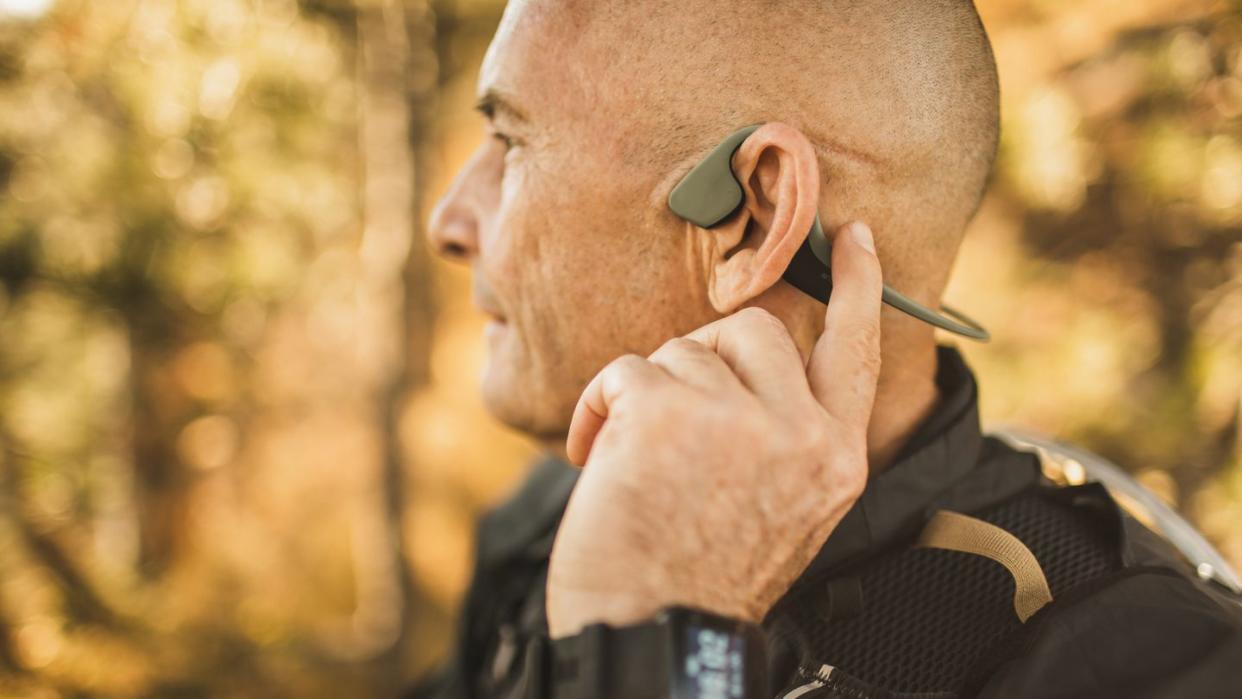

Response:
(548, 580), (764, 639)
(547, 586), (665, 639)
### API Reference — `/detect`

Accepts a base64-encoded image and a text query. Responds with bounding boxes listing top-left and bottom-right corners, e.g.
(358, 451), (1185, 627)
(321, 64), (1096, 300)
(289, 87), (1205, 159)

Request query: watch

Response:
(525, 607), (768, 699)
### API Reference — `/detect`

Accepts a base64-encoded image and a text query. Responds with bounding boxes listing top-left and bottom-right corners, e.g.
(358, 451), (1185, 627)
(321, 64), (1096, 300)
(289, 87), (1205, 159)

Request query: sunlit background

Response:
(0, 0), (1237, 696)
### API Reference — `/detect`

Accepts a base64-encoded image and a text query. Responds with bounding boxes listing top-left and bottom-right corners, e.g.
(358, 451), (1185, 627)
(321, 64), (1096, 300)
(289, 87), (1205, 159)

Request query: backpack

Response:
(768, 431), (1241, 698)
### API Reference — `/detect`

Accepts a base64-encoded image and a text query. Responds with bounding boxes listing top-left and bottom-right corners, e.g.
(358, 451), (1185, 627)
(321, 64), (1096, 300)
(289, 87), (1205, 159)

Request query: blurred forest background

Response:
(0, 0), (1237, 696)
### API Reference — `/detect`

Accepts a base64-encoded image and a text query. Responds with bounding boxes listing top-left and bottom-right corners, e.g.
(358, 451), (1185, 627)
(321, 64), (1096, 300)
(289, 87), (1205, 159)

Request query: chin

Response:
(479, 356), (573, 440)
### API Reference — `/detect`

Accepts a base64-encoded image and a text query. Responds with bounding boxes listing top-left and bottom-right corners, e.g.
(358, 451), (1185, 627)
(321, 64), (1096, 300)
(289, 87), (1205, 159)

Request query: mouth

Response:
(472, 281), (507, 325)
(476, 303), (507, 325)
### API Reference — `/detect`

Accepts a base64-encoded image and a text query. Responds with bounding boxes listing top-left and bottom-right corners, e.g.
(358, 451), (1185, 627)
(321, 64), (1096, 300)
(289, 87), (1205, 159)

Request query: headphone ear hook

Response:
(667, 125), (990, 342)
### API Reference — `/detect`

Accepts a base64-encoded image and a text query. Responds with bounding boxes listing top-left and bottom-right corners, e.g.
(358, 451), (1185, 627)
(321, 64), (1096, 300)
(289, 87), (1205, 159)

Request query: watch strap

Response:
(524, 608), (767, 699)
(526, 622), (672, 699)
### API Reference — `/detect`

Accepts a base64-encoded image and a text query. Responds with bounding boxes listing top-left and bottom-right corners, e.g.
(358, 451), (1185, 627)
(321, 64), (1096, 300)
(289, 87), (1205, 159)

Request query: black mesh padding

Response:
(974, 488), (1120, 597)
(783, 486), (1121, 695)
(787, 549), (1021, 693)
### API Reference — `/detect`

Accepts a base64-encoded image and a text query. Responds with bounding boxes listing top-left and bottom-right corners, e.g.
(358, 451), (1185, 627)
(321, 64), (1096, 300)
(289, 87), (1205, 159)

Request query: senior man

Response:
(413, 0), (1242, 697)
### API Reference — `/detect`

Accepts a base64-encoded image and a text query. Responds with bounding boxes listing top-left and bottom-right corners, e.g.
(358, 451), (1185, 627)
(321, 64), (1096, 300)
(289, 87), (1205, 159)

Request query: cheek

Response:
(482, 180), (575, 357)
(489, 158), (593, 299)
(483, 148), (705, 379)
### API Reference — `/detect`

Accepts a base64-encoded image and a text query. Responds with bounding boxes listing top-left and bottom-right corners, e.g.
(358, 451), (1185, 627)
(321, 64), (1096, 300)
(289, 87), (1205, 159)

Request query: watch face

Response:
(665, 608), (767, 699)
(681, 624), (748, 699)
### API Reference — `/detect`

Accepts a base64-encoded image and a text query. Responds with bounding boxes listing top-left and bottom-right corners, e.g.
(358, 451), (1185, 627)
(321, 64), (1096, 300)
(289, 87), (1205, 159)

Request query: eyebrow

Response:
(475, 88), (529, 124)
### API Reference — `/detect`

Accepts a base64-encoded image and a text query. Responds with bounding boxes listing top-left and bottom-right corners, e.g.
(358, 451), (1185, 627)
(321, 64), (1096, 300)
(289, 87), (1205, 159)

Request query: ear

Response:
(698, 122), (821, 313)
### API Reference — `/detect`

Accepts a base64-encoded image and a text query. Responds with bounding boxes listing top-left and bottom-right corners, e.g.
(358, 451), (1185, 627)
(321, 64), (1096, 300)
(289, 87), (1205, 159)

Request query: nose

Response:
(427, 147), (488, 263)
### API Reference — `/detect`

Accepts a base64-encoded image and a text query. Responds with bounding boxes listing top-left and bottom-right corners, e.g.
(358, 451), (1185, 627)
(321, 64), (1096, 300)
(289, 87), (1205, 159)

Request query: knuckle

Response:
(608, 352), (647, 372)
(792, 420), (868, 498)
(736, 306), (785, 334)
(738, 306), (777, 324)
(862, 349), (882, 378)
(603, 353), (651, 384)
(839, 460), (868, 501)
(798, 422), (832, 456)
(658, 336), (706, 358)
(650, 338), (724, 378)
(816, 438), (868, 500)
(849, 324), (882, 363)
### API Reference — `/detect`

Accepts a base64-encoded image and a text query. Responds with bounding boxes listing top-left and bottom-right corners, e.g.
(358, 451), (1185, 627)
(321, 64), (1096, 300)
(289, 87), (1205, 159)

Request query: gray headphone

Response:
(667, 124), (990, 341)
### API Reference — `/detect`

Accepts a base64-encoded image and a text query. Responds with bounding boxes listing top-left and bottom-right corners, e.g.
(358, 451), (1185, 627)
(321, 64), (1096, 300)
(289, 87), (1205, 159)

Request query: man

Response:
(414, 0), (1242, 697)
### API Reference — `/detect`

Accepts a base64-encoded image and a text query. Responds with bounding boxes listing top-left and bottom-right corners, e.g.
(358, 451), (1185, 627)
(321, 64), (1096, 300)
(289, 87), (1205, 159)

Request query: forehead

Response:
(477, 0), (592, 122)
(477, 0), (688, 184)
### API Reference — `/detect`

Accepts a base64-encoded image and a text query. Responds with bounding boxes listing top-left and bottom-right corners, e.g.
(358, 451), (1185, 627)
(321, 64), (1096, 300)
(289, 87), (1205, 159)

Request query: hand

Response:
(546, 221), (884, 638)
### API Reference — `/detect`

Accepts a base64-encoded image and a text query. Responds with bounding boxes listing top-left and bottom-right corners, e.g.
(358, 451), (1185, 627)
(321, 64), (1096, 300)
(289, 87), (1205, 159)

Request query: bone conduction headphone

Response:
(667, 124), (990, 341)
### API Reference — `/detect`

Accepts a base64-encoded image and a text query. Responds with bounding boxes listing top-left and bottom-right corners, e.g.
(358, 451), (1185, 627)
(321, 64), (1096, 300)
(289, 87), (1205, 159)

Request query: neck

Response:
(866, 331), (940, 473)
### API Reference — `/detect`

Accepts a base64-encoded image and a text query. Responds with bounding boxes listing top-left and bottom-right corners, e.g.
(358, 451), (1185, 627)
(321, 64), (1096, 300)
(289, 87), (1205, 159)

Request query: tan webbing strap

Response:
(916, 510), (1053, 622)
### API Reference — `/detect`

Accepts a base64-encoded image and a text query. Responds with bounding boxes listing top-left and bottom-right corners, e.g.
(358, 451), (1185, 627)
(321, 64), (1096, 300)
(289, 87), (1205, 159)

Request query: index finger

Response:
(565, 354), (667, 467)
(807, 221), (884, 427)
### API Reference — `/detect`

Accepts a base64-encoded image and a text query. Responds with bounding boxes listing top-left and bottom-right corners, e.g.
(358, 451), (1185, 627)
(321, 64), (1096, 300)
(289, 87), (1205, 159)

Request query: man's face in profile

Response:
(428, 1), (718, 438)
(428, 0), (1001, 442)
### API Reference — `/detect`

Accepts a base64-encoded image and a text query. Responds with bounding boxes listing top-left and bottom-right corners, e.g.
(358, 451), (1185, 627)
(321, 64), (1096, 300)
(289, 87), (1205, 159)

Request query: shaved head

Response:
(524, 0), (998, 296)
(431, 0), (999, 436)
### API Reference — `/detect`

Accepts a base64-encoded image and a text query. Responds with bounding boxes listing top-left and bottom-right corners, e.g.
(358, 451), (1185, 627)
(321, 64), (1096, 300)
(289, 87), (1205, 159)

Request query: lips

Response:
(472, 279), (507, 323)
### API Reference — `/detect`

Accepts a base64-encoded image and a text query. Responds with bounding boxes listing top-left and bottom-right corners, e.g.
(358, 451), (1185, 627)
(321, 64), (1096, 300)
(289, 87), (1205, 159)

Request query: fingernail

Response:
(848, 222), (875, 253)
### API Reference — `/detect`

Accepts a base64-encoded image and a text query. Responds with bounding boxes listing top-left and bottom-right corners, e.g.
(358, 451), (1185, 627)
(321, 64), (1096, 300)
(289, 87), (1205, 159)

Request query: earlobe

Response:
(705, 122), (822, 313)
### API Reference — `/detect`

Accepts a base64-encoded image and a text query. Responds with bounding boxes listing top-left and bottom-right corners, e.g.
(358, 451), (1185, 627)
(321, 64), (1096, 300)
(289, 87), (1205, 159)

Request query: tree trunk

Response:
(354, 0), (440, 688)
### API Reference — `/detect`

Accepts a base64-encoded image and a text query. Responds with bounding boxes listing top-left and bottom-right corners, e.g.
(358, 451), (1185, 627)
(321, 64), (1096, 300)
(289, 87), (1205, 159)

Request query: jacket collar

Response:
(474, 346), (1040, 574)
(802, 345), (1011, 578)
(476, 451), (578, 569)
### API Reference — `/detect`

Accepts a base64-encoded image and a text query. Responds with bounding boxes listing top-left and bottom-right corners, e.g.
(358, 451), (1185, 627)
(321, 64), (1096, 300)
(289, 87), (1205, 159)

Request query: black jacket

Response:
(412, 347), (1242, 698)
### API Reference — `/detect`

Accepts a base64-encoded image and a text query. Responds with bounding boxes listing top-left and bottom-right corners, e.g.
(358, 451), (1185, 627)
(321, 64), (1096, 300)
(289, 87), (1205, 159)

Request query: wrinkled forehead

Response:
(477, 0), (598, 125)
(477, 0), (717, 181)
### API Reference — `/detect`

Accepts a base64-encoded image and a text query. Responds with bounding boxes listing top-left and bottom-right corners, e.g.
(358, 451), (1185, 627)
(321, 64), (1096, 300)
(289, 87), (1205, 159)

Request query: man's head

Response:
(428, 0), (998, 439)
